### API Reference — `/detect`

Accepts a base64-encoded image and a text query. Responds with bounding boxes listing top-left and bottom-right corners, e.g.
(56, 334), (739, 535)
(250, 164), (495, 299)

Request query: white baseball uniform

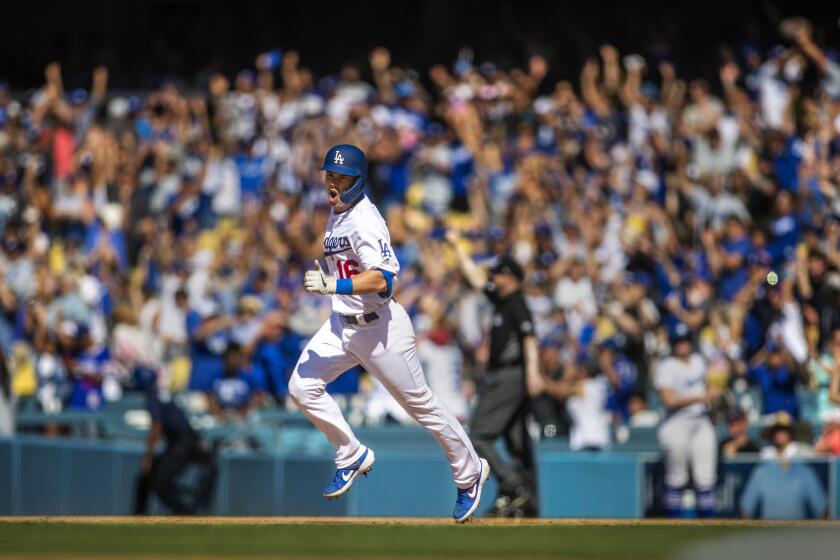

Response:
(288, 195), (481, 488)
(654, 353), (717, 489)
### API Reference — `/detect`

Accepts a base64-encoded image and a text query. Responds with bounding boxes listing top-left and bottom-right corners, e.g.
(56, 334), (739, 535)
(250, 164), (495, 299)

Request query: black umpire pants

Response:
(134, 436), (216, 515)
(469, 366), (536, 500)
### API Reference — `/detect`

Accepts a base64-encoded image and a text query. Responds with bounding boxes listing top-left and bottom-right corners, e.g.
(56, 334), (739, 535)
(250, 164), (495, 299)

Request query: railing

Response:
(3, 434), (837, 518)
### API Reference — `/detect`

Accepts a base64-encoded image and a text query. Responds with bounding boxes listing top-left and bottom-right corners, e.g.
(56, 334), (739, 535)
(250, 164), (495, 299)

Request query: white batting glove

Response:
(304, 260), (337, 295)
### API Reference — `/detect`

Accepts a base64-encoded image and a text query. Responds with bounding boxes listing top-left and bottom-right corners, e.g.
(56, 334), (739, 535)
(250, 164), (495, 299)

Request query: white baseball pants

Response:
(657, 415), (718, 488)
(288, 299), (481, 489)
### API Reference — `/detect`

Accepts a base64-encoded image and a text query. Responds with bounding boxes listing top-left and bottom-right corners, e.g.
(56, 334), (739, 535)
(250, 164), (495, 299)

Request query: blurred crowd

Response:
(1, 17), (840, 460)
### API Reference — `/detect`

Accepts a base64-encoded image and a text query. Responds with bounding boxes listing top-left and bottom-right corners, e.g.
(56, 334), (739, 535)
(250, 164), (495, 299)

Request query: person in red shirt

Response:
(815, 415), (840, 456)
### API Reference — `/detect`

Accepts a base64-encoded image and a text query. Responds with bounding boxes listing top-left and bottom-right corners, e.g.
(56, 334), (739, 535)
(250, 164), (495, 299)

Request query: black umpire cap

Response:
(489, 256), (524, 281)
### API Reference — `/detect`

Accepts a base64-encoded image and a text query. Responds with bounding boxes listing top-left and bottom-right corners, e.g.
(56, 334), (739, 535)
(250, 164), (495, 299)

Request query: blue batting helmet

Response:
(320, 144), (367, 205)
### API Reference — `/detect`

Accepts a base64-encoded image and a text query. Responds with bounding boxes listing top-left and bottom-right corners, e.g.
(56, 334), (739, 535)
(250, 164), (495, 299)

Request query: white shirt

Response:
(654, 353), (708, 420)
(628, 104), (669, 149)
(417, 340), (467, 420)
(758, 61), (789, 130)
(323, 196), (399, 315)
(202, 154), (241, 215)
(553, 276), (597, 338)
(567, 377), (611, 451)
(772, 302), (807, 365)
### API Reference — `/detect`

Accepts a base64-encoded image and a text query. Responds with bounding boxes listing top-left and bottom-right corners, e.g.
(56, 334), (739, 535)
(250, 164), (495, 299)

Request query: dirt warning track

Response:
(2, 516), (839, 527)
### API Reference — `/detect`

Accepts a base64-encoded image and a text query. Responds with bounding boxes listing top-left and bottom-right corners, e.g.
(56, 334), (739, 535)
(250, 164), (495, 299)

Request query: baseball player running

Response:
(654, 323), (719, 517)
(290, 144), (489, 523)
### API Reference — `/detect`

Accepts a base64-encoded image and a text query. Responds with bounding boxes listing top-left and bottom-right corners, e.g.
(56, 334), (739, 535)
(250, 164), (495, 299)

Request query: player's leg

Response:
(348, 302), (481, 488)
(657, 417), (691, 517)
(288, 315), (363, 468)
(690, 419), (718, 517)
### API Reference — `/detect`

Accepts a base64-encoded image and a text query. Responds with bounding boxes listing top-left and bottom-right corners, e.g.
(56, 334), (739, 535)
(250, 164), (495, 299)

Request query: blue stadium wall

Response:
(0, 435), (837, 518)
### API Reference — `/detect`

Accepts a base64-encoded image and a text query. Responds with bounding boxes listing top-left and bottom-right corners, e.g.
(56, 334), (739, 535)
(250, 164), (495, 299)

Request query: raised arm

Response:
(580, 58), (610, 116)
(444, 230), (488, 291)
(790, 26), (830, 74)
(599, 44), (621, 95)
(618, 55), (644, 108)
(829, 355), (840, 405)
(369, 47), (395, 105)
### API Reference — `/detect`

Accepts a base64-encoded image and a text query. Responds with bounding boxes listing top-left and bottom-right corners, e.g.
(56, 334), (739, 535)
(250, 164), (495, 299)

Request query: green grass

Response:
(0, 521), (768, 559)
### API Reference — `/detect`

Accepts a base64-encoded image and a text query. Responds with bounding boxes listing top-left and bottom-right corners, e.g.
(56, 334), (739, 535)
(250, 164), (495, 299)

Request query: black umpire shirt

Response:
(483, 282), (535, 371)
(146, 390), (198, 443)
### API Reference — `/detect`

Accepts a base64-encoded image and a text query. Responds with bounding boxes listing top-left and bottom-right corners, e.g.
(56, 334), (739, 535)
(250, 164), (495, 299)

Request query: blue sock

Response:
(664, 486), (683, 517)
(696, 487), (716, 517)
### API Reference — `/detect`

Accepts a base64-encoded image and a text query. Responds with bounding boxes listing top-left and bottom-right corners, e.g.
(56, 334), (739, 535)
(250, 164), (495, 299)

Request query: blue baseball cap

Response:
(395, 80), (416, 98)
(128, 96), (143, 113)
(236, 69), (255, 85)
(534, 223), (553, 237)
(487, 226), (506, 241)
(70, 88), (87, 104)
(669, 322), (692, 344)
(640, 82), (659, 100)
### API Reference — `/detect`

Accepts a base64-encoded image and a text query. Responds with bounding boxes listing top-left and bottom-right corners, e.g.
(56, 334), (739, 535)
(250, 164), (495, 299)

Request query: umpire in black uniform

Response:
(133, 368), (217, 514)
(446, 230), (544, 517)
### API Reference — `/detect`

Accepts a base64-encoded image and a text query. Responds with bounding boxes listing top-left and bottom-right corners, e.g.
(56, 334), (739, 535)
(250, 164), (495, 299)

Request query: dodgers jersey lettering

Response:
(323, 196), (399, 315)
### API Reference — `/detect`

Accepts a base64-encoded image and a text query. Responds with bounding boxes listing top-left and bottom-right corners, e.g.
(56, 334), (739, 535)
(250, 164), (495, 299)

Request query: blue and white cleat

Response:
(453, 458), (490, 523)
(322, 447), (375, 500)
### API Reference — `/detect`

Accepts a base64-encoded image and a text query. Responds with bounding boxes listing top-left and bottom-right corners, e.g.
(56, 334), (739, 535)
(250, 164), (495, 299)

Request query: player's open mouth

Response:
(328, 189), (339, 204)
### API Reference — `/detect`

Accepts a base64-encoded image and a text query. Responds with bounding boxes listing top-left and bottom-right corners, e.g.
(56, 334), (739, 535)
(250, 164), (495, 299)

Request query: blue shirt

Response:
(720, 237), (751, 301)
(67, 345), (110, 410)
(212, 371), (255, 410)
(388, 155), (411, 201)
(769, 214), (799, 265)
(326, 366), (361, 395)
(187, 311), (229, 392)
(772, 136), (803, 192)
(740, 461), (826, 519)
(234, 152), (268, 199)
(749, 364), (799, 419)
(251, 333), (305, 397)
(605, 355), (638, 421)
(450, 143), (474, 197)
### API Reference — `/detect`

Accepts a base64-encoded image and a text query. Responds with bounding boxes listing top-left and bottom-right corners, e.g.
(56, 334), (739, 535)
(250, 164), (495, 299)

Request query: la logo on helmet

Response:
(334, 151), (344, 164)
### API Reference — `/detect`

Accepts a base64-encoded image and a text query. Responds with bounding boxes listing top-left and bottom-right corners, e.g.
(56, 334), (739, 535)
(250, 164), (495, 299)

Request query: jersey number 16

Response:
(336, 259), (359, 279)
